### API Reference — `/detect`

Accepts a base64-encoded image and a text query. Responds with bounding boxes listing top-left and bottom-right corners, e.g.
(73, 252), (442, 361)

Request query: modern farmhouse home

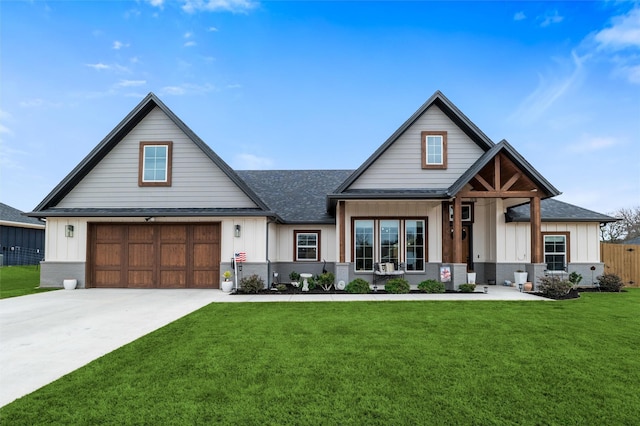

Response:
(27, 91), (614, 290)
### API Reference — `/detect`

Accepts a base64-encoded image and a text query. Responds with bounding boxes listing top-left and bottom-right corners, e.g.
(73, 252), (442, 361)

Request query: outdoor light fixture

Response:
(518, 283), (523, 292)
(65, 225), (74, 238)
(235, 224), (241, 238)
(483, 286), (488, 294)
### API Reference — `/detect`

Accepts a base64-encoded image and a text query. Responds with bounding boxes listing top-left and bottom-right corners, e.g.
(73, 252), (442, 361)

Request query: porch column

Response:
(338, 201), (345, 263)
(530, 196), (542, 264)
(452, 197), (463, 264)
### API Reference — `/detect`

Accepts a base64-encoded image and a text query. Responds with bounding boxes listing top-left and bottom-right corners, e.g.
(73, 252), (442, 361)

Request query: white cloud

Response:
(539, 10), (564, 27)
(510, 50), (586, 124)
(594, 8), (640, 50)
(184, 41), (197, 47)
(567, 135), (618, 153)
(159, 83), (216, 96)
(85, 63), (131, 73)
(113, 41), (130, 50)
(146, 0), (164, 8)
(514, 12), (526, 22)
(182, 0), (257, 14)
(207, 26), (219, 32)
(233, 153), (274, 169)
(184, 31), (193, 39)
(0, 123), (12, 135)
(113, 80), (146, 88)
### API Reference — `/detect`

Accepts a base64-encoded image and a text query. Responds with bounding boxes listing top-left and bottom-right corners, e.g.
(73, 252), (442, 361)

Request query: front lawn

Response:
(1, 291), (639, 424)
(0, 265), (57, 299)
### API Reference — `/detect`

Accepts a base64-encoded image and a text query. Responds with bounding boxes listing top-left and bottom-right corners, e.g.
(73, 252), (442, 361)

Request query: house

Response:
(27, 91), (615, 289)
(1, 202), (45, 266)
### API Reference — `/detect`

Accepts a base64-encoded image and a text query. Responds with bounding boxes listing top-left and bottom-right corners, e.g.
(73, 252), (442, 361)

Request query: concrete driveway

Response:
(0, 289), (221, 407)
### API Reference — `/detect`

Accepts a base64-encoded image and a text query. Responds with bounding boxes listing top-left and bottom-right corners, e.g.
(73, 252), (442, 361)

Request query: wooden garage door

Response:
(89, 223), (220, 288)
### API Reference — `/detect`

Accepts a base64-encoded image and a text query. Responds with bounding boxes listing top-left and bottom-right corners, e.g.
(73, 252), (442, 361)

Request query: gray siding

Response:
(58, 107), (257, 209)
(349, 105), (485, 190)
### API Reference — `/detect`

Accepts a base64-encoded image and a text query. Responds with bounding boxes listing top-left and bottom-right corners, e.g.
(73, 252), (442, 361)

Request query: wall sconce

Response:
(65, 225), (74, 238)
(234, 224), (241, 238)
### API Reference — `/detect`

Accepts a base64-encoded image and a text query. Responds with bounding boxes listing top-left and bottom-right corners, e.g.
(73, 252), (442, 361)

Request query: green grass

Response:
(2, 291), (639, 425)
(0, 265), (57, 299)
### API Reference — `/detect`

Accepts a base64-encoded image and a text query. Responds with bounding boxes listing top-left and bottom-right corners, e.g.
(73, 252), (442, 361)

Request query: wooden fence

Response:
(601, 243), (640, 288)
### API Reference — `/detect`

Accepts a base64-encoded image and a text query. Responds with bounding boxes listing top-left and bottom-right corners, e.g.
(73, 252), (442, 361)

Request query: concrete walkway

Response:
(0, 285), (546, 407)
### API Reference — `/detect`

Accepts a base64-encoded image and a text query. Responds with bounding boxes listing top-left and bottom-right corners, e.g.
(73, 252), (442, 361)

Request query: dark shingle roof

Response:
(237, 170), (354, 223)
(506, 199), (617, 223)
(0, 203), (45, 227)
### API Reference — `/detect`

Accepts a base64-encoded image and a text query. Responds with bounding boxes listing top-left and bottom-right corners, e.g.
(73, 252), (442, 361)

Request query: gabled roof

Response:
(506, 199), (617, 223)
(334, 90), (495, 194)
(29, 93), (271, 216)
(0, 203), (44, 228)
(448, 139), (561, 198)
(237, 170), (353, 224)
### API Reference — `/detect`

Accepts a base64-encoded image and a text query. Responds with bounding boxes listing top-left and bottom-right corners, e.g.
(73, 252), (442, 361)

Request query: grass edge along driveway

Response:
(2, 290), (639, 425)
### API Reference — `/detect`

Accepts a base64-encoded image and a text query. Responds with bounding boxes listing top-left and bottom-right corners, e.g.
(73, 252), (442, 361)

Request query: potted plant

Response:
(289, 271), (300, 288)
(514, 270), (528, 286)
(467, 270), (476, 284)
(221, 270), (234, 293)
(63, 278), (77, 290)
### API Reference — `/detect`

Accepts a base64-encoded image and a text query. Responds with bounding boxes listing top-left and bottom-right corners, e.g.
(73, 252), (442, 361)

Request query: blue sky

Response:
(1, 0), (639, 215)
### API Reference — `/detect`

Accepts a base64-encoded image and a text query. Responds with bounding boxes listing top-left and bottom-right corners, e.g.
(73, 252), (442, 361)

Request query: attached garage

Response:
(88, 223), (221, 288)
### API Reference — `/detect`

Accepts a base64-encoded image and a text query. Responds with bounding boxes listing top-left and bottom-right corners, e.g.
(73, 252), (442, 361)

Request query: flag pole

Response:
(233, 254), (238, 293)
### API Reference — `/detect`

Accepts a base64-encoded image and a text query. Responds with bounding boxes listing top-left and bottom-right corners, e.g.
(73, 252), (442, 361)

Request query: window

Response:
(543, 233), (569, 271)
(405, 220), (425, 271)
(294, 230), (320, 261)
(139, 141), (172, 186)
(421, 131), (447, 169)
(353, 218), (427, 272)
(354, 220), (374, 271)
(448, 204), (473, 222)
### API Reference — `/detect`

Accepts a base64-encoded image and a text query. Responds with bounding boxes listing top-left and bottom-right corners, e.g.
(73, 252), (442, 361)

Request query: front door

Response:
(462, 224), (473, 272)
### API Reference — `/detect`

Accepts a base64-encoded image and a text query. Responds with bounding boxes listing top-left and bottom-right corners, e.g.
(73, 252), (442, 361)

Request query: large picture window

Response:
(543, 233), (569, 271)
(421, 131), (447, 169)
(139, 141), (172, 186)
(353, 218), (427, 272)
(294, 230), (320, 261)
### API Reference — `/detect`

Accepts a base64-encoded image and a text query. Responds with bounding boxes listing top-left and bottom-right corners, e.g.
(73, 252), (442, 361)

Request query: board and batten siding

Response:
(44, 216), (267, 263)
(57, 107), (257, 209)
(348, 105), (486, 190)
(273, 225), (337, 262)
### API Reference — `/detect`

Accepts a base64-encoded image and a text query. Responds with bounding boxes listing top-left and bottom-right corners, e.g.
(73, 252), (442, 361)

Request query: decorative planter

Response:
(221, 280), (233, 293)
(523, 282), (533, 292)
(514, 271), (528, 286)
(467, 272), (476, 284)
(63, 279), (77, 290)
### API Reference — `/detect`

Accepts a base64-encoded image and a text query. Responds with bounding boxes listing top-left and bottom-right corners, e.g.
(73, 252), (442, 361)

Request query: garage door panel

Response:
(193, 224), (219, 241)
(160, 244), (186, 267)
(159, 271), (186, 288)
(192, 271), (216, 288)
(128, 225), (154, 241)
(95, 270), (122, 287)
(160, 225), (187, 240)
(128, 243), (154, 267)
(128, 271), (154, 288)
(94, 244), (122, 266)
(193, 244), (216, 267)
(96, 225), (124, 241)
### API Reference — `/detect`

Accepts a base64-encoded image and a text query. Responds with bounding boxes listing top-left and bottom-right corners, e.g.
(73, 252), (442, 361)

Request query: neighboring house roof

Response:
(0, 202), (45, 229)
(237, 170), (354, 224)
(334, 90), (495, 194)
(624, 236), (640, 245)
(28, 92), (272, 217)
(506, 199), (617, 223)
(448, 140), (561, 198)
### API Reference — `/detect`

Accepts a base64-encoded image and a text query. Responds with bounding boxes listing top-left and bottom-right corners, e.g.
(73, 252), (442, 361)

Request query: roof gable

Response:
(448, 140), (561, 198)
(335, 91), (495, 193)
(31, 93), (271, 214)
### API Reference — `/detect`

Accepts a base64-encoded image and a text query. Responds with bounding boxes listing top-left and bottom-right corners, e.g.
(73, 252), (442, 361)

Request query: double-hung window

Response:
(139, 141), (172, 186)
(294, 230), (320, 261)
(543, 233), (569, 271)
(421, 131), (447, 169)
(354, 218), (426, 272)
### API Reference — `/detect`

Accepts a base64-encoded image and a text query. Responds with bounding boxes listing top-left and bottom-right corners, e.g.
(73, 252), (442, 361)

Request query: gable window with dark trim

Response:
(139, 141), (172, 187)
(353, 218), (426, 272)
(421, 131), (447, 169)
(543, 232), (569, 271)
(294, 230), (320, 261)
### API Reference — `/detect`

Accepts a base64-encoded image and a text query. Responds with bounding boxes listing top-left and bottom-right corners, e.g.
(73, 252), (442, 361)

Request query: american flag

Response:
(235, 252), (246, 262)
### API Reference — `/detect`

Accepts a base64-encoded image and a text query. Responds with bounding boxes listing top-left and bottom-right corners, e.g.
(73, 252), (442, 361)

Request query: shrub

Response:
(538, 275), (572, 299)
(385, 278), (410, 294)
(289, 271), (300, 282)
(276, 284), (287, 292)
(597, 273), (624, 292)
(459, 283), (476, 293)
(418, 279), (445, 293)
(317, 272), (335, 291)
(345, 278), (370, 294)
(569, 272), (583, 287)
(240, 274), (265, 293)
